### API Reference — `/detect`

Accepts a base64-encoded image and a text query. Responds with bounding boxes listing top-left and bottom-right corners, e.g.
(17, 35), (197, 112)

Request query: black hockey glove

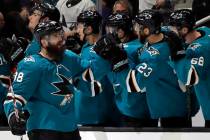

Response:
(164, 31), (186, 61)
(65, 34), (84, 54)
(8, 110), (30, 136)
(0, 37), (29, 66)
(94, 33), (128, 72)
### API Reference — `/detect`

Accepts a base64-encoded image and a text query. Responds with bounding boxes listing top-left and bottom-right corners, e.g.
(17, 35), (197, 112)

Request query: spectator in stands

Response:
(139, 0), (180, 12)
(56, 0), (96, 28)
(139, 0), (156, 12)
(113, 0), (133, 17)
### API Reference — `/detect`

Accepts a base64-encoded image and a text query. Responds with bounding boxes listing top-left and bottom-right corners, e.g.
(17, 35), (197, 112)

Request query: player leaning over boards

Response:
(94, 12), (158, 127)
(168, 9), (210, 128)
(126, 9), (197, 128)
(4, 21), (83, 140)
(74, 10), (120, 126)
(0, 37), (29, 126)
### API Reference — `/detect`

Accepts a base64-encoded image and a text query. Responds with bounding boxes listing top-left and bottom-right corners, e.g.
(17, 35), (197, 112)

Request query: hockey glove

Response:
(164, 31), (186, 61)
(65, 34), (84, 54)
(0, 37), (29, 66)
(94, 33), (128, 72)
(8, 110), (30, 136)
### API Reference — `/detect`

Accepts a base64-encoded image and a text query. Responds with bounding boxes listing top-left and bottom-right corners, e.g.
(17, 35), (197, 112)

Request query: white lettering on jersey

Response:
(24, 56), (35, 62)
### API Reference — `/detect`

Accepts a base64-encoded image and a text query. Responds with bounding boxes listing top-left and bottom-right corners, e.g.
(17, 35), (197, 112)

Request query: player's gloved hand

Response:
(65, 33), (84, 54)
(8, 110), (30, 136)
(0, 37), (29, 66)
(164, 31), (186, 61)
(94, 33), (128, 72)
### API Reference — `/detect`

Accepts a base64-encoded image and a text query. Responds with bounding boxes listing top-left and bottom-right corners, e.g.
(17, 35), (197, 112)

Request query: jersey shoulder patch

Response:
(188, 43), (201, 50)
(147, 46), (160, 56)
(24, 56), (35, 62)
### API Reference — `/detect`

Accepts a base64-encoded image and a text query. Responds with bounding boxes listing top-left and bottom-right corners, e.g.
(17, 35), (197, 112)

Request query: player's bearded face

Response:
(139, 28), (148, 44)
(46, 31), (66, 61)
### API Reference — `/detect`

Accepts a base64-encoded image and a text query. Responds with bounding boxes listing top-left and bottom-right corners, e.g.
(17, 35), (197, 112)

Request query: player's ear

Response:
(40, 38), (48, 48)
(181, 27), (189, 35)
(84, 26), (93, 34)
(144, 27), (150, 36)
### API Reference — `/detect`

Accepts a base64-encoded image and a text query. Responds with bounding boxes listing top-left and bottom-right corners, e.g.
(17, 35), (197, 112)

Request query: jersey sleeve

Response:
(75, 49), (110, 96)
(126, 45), (168, 93)
(185, 43), (209, 80)
(4, 57), (42, 118)
(63, 50), (88, 77)
(172, 58), (199, 86)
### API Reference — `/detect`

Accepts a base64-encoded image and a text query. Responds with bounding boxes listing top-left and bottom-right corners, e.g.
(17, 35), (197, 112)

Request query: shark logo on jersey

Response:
(147, 47), (159, 56)
(51, 73), (73, 106)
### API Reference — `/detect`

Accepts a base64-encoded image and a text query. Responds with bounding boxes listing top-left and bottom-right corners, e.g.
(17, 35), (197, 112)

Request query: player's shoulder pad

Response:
(124, 39), (141, 48)
(18, 55), (40, 69)
(196, 26), (210, 34)
(64, 49), (79, 58)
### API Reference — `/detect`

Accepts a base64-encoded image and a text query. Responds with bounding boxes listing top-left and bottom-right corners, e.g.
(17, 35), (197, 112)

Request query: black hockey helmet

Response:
(77, 10), (102, 26)
(77, 10), (102, 34)
(169, 9), (195, 30)
(105, 12), (132, 33)
(134, 9), (163, 34)
(31, 3), (60, 22)
(34, 20), (63, 41)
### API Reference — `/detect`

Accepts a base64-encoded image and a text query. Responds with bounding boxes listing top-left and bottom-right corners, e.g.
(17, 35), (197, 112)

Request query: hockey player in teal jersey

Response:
(0, 52), (10, 126)
(94, 12), (157, 127)
(74, 10), (120, 126)
(4, 21), (82, 140)
(0, 37), (29, 126)
(25, 2), (61, 56)
(125, 9), (196, 128)
(169, 9), (210, 127)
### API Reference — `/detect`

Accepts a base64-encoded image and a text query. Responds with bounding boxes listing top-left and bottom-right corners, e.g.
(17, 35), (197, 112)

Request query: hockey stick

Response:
(195, 15), (210, 27)
(0, 75), (24, 140)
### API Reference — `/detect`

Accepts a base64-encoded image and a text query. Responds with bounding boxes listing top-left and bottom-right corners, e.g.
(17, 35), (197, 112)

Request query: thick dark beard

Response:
(46, 42), (66, 62)
(139, 34), (147, 44)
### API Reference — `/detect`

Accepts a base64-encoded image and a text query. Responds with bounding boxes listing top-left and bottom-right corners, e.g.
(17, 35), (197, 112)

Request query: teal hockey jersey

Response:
(127, 40), (190, 119)
(74, 43), (117, 125)
(4, 50), (86, 132)
(172, 26), (210, 120)
(107, 39), (151, 119)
